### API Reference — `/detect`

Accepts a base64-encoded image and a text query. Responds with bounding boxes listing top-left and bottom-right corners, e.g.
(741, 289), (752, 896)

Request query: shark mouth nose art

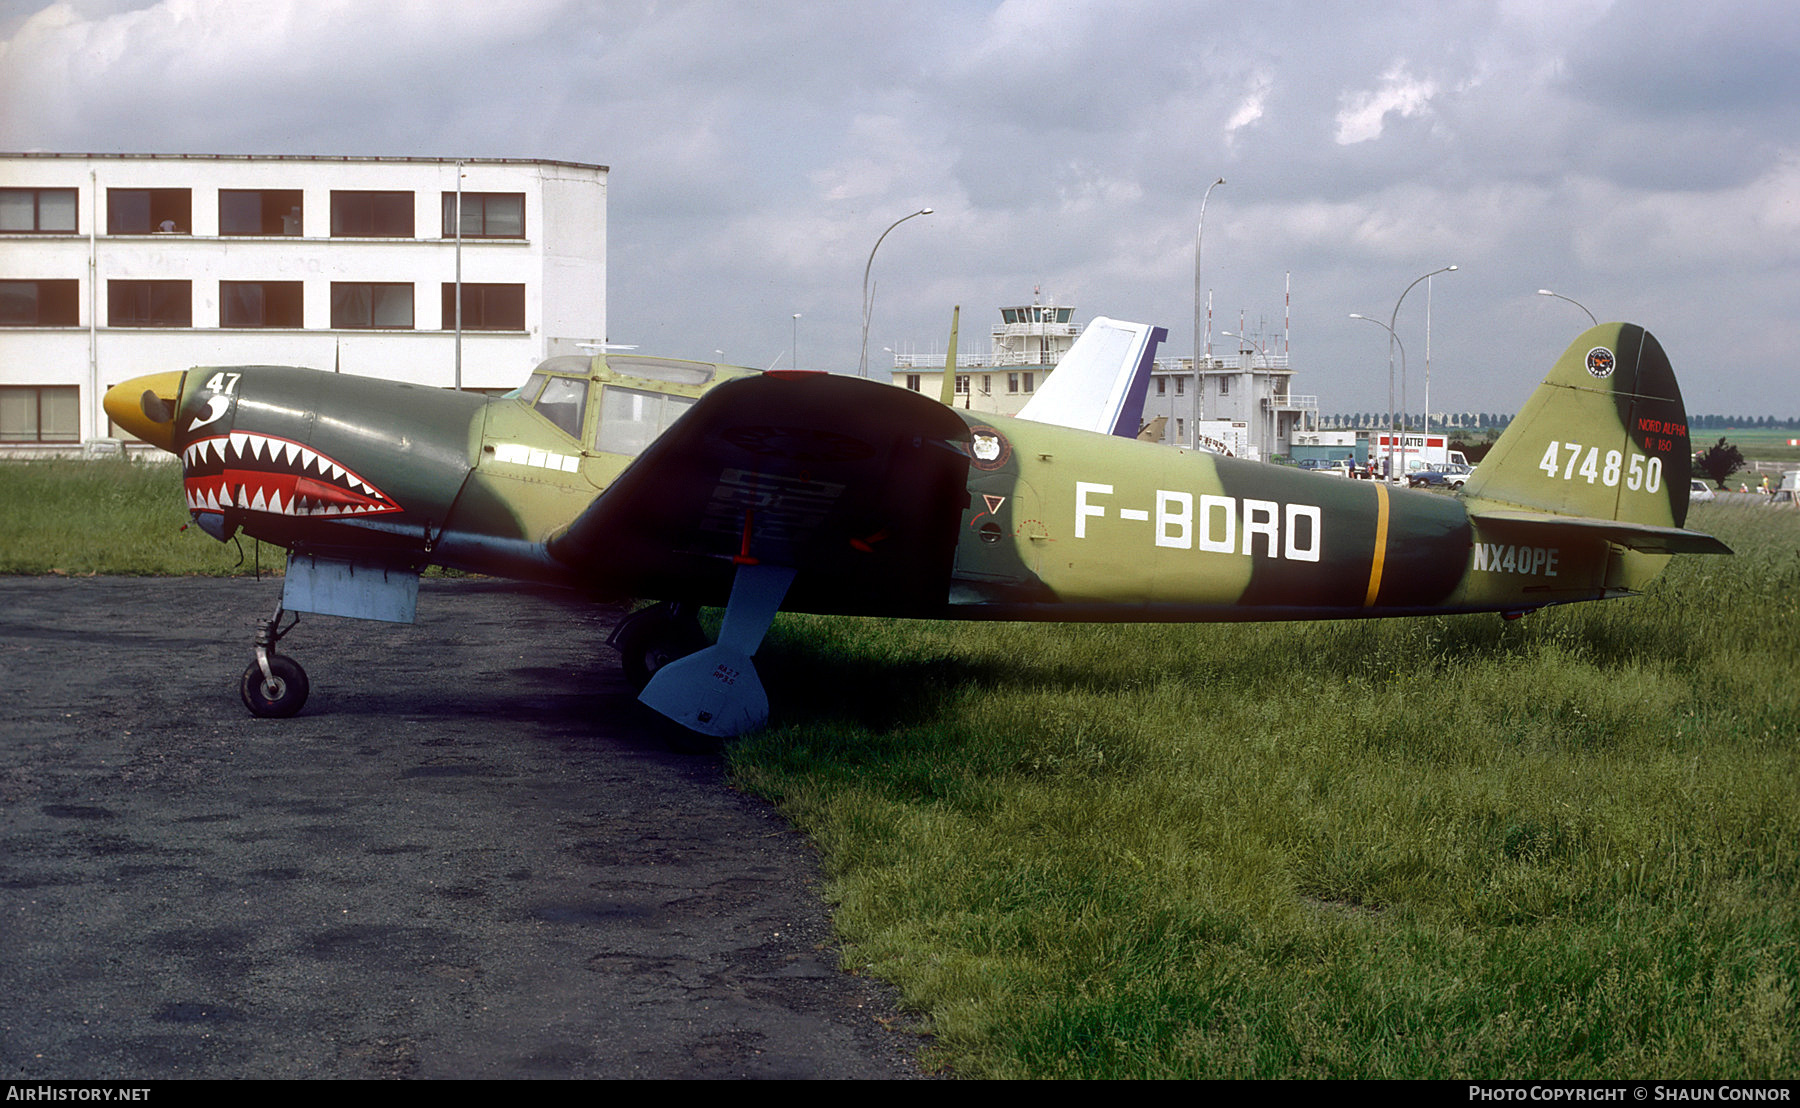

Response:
(181, 432), (402, 517)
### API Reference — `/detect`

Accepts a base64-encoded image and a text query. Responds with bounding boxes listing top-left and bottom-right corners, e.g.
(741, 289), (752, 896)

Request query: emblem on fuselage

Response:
(181, 432), (402, 517)
(967, 425), (1011, 471)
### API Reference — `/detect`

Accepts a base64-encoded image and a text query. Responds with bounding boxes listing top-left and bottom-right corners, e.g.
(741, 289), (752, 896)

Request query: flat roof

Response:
(1, 152), (609, 172)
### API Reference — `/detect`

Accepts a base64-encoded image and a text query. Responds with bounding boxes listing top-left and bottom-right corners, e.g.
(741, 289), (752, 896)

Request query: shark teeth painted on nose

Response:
(180, 432), (402, 518)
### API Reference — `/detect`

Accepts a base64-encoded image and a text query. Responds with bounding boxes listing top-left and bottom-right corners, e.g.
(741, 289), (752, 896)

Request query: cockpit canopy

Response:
(510, 354), (733, 456)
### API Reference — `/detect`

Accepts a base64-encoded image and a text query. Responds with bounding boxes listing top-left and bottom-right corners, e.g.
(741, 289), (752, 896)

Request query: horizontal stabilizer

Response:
(1017, 317), (1166, 437)
(1470, 510), (1732, 555)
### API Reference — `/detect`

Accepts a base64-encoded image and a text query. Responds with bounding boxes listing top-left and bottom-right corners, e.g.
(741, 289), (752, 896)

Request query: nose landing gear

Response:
(241, 600), (309, 718)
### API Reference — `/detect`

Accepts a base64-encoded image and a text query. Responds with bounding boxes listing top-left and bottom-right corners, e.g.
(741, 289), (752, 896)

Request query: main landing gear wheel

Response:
(611, 602), (707, 694)
(241, 654), (309, 718)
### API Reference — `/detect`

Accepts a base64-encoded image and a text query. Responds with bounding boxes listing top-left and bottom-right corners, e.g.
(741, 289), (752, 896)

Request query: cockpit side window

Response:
(509, 372), (548, 404)
(595, 386), (696, 457)
(533, 376), (588, 439)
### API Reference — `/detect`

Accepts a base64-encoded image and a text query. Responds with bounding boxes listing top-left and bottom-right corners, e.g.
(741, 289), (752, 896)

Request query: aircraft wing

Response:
(1016, 317), (1167, 437)
(546, 372), (975, 616)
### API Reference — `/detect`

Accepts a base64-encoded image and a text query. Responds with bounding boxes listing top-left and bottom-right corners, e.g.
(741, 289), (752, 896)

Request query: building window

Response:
(221, 281), (303, 328)
(1022, 372), (1035, 393)
(955, 375), (969, 394)
(107, 188), (191, 234)
(0, 385), (79, 443)
(1007, 373), (1019, 394)
(1175, 418), (1185, 440)
(1155, 377), (1166, 396)
(441, 283), (525, 330)
(1174, 376), (1185, 396)
(0, 188), (77, 233)
(1220, 377), (1230, 396)
(905, 374), (921, 392)
(0, 280), (79, 326)
(981, 374), (991, 395)
(220, 189), (303, 235)
(442, 192), (525, 238)
(108, 280), (191, 327)
(331, 282), (413, 328)
(330, 191), (414, 237)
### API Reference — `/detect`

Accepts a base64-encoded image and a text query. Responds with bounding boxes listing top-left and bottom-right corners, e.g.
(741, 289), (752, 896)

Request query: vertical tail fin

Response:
(1460, 325), (1727, 594)
(1461, 323), (1695, 529)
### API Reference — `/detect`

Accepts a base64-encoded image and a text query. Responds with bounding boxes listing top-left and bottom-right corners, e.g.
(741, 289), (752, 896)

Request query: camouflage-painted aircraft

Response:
(104, 321), (1728, 738)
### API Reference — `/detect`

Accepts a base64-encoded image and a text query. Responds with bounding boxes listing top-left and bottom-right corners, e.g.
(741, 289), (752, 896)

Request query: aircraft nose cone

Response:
(103, 372), (186, 453)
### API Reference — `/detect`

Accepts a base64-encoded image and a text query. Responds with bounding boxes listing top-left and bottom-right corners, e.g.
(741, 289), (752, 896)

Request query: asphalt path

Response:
(0, 576), (925, 1079)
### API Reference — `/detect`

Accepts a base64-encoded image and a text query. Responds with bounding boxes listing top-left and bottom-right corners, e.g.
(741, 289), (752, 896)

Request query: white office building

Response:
(0, 153), (608, 451)
(1144, 344), (1318, 461)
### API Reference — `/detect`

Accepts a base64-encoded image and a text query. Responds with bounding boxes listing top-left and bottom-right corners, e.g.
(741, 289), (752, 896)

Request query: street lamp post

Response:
(1194, 177), (1225, 447)
(1389, 265), (1456, 432)
(1350, 313), (1408, 480)
(860, 208), (933, 377)
(454, 161), (464, 391)
(1537, 289), (1597, 327)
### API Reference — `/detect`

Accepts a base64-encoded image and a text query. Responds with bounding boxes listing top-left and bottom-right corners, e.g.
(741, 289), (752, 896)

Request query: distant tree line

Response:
(1688, 415), (1800, 430)
(1319, 412), (1515, 430)
(1319, 413), (1800, 431)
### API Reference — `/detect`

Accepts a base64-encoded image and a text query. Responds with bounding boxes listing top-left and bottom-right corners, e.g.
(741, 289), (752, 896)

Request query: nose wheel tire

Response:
(241, 655), (309, 718)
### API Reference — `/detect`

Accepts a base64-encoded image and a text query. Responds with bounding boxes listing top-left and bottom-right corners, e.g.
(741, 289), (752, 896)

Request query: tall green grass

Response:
(732, 503), (1800, 1078)
(0, 459), (272, 574)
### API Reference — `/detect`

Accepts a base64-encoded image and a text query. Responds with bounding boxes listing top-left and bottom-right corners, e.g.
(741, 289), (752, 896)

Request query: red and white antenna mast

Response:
(1284, 271), (1291, 357)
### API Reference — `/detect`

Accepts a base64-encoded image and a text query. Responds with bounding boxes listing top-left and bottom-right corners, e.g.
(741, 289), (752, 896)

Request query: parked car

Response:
(1408, 467), (1469, 489)
(1689, 478), (1716, 503)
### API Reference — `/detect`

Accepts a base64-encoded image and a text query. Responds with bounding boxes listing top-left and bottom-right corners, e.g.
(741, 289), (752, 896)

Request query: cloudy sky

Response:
(4, 0), (1797, 418)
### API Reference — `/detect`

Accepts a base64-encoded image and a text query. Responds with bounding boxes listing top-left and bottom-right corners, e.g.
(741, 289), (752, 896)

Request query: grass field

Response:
(1696, 429), (1800, 467)
(5, 460), (1796, 1078)
(731, 502), (1800, 1078)
(0, 458), (271, 575)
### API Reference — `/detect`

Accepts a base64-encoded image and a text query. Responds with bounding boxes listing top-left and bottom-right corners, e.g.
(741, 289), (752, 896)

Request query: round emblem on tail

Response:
(1586, 347), (1616, 378)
